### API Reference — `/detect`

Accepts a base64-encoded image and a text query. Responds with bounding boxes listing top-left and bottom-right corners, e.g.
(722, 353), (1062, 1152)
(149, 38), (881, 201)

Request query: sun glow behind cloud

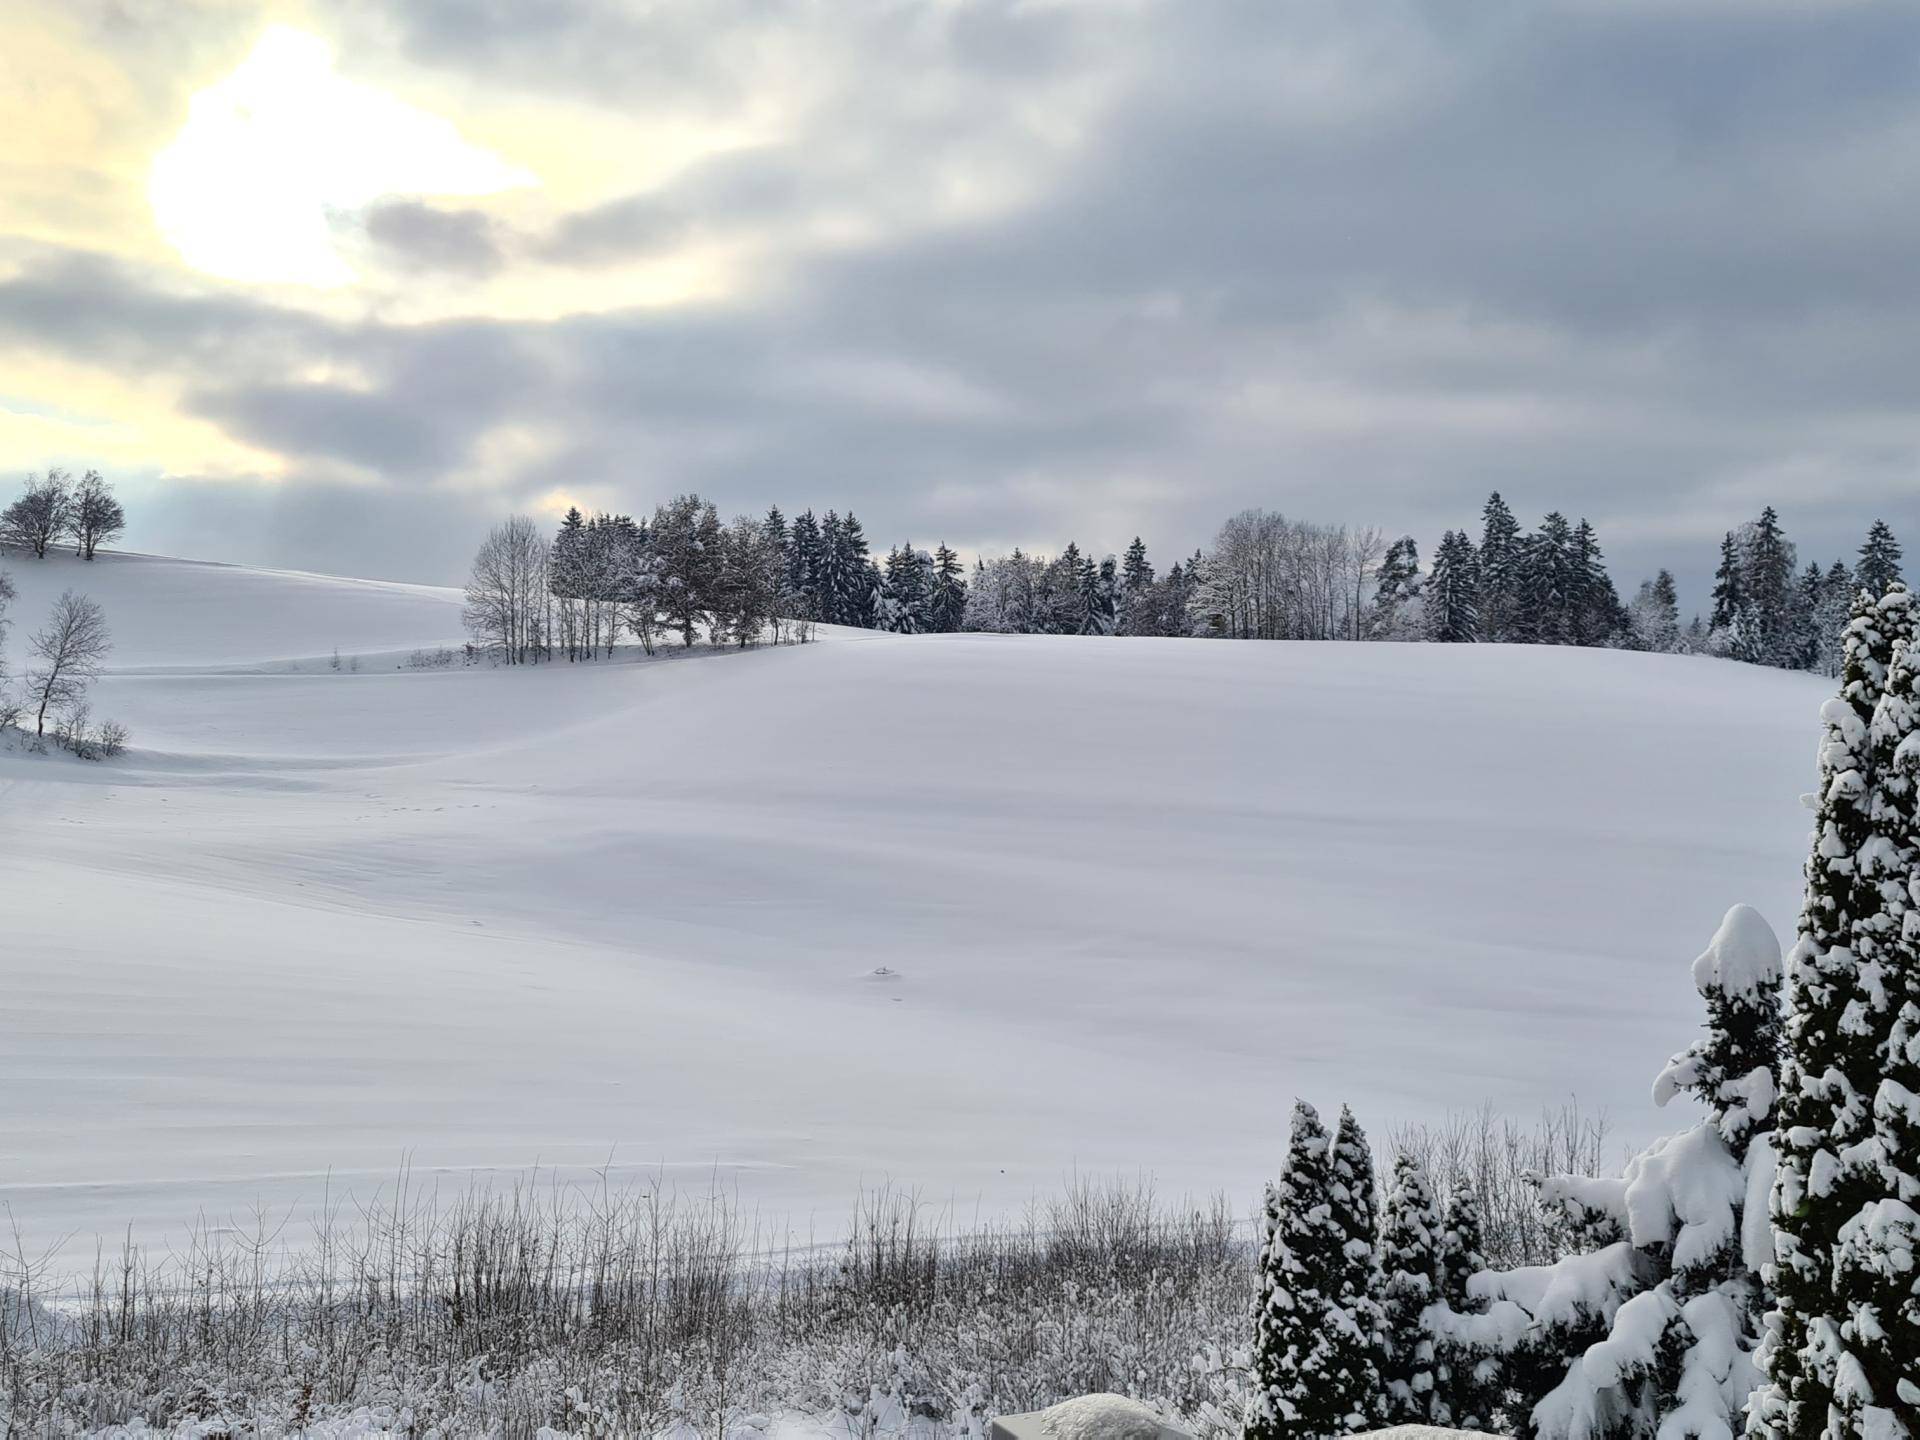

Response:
(149, 26), (536, 287)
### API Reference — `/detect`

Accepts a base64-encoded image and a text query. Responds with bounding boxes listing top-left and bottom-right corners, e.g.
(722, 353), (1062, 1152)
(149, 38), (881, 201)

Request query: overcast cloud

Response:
(1, 0), (1916, 600)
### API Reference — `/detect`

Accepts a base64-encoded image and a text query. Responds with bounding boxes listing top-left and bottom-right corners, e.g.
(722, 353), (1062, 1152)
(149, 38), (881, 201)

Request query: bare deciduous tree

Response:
(464, 516), (550, 664)
(70, 471), (126, 561)
(27, 590), (110, 737)
(1189, 510), (1388, 640)
(1, 471), (74, 559)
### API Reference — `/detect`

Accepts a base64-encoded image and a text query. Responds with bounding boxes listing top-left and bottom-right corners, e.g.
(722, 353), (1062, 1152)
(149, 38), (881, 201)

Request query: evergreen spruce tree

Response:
(1629, 570), (1681, 653)
(838, 513), (874, 627)
(1379, 1154), (1445, 1425)
(929, 543), (968, 632)
(1330, 1107), (1388, 1427)
(1812, 562), (1857, 679)
(1246, 1101), (1363, 1440)
(879, 544), (934, 634)
(1857, 520), (1904, 599)
(1520, 512), (1578, 645)
(1118, 537), (1156, 635)
(1827, 633), (1920, 1435)
(1370, 536), (1423, 638)
(1036, 542), (1086, 634)
(1789, 562), (1826, 671)
(856, 558), (882, 629)
(1730, 506), (1798, 667)
(1754, 582), (1915, 1440)
(788, 509), (823, 620)
(1479, 492), (1523, 642)
(1569, 519), (1625, 648)
(1711, 531), (1743, 636)
(1434, 1188), (1494, 1430)
(816, 511), (848, 624)
(1425, 531), (1481, 643)
(551, 507), (587, 659)
(1080, 555), (1119, 636)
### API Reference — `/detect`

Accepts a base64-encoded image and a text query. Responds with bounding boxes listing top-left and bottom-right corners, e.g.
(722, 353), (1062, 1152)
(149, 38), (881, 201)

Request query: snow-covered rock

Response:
(988, 1395), (1189, 1439)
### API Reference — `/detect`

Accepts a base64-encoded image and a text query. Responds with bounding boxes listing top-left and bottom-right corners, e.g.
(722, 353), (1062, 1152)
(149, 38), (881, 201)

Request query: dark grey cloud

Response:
(540, 149), (803, 265)
(363, 200), (504, 276)
(9, 0), (1920, 606)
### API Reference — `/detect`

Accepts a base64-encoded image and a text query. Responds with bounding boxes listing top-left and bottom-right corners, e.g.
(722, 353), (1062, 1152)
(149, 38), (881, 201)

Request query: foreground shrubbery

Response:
(0, 1179), (1250, 1437)
(0, 1123), (1610, 1440)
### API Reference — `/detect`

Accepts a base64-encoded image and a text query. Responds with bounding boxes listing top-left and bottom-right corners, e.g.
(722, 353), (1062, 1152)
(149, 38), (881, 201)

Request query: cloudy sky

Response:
(2, 0), (1915, 601)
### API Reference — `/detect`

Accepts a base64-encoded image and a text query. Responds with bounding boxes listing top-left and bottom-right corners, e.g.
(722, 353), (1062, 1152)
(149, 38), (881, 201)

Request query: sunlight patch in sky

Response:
(149, 26), (536, 287)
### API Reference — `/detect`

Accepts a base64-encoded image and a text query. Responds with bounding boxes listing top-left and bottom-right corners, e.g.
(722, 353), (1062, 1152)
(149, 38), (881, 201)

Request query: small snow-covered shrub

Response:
(54, 699), (90, 753)
(401, 647), (455, 670)
(95, 717), (128, 757)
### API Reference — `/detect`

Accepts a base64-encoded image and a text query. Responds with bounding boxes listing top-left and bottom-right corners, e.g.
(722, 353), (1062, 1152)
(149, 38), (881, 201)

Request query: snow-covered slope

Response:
(2, 549), (466, 670)
(0, 548), (1826, 1262)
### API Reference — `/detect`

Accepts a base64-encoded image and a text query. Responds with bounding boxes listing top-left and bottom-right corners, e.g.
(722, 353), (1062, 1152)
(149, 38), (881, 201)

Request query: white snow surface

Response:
(0, 550), (1829, 1263)
(1031, 1395), (1184, 1439)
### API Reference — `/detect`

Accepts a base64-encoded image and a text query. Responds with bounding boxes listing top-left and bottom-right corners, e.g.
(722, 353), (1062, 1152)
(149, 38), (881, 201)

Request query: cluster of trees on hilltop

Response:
(0, 469), (126, 561)
(1393, 495), (1906, 675)
(466, 500), (822, 663)
(462, 486), (1907, 673)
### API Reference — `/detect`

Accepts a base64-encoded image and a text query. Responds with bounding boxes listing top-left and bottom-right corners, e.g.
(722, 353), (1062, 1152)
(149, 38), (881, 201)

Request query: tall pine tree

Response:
(1435, 1188), (1495, 1430)
(1370, 536), (1423, 639)
(1379, 1153), (1445, 1425)
(1330, 1107), (1388, 1428)
(1425, 531), (1481, 643)
(1754, 582), (1915, 1440)
(1247, 1102), (1366, 1440)
(1827, 632), (1920, 1435)
(1712, 531), (1743, 634)
(1479, 492), (1523, 642)
(929, 543), (968, 632)
(1857, 520), (1904, 599)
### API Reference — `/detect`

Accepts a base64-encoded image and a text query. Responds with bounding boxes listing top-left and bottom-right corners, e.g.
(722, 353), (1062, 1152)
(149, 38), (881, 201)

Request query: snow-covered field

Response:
(0, 550), (1827, 1265)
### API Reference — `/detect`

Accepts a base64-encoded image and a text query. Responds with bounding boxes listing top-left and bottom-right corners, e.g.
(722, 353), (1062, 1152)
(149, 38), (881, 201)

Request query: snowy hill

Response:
(0, 548), (1827, 1261)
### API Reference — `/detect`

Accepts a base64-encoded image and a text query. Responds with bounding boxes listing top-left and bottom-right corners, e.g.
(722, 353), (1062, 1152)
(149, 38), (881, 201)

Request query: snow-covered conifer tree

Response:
(1247, 1101), (1365, 1440)
(1857, 521), (1904, 600)
(1519, 512), (1578, 646)
(1821, 631), (1920, 1436)
(1570, 519), (1625, 648)
(1480, 492), (1523, 642)
(1426, 531), (1482, 643)
(1330, 1106), (1388, 1427)
(1380, 1153), (1445, 1424)
(788, 509), (823, 619)
(1443, 907), (1784, 1440)
(1629, 571), (1682, 654)
(929, 544), (968, 632)
(1435, 1188), (1497, 1430)
(1754, 582), (1914, 1440)
(1370, 536), (1423, 639)
(1081, 556), (1119, 636)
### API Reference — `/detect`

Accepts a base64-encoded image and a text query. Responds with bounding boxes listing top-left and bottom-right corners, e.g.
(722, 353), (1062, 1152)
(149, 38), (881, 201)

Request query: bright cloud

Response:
(149, 26), (536, 287)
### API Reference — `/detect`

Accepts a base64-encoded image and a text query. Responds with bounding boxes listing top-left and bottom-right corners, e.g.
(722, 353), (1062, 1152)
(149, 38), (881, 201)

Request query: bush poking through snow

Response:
(0, 1176), (1254, 1437)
